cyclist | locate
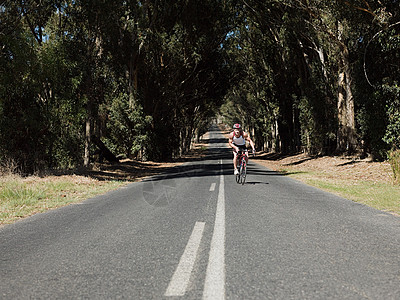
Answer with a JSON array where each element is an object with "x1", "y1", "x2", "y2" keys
[{"x1": 228, "y1": 123, "x2": 255, "y2": 175}]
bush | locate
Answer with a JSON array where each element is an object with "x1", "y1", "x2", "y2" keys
[
  {"x1": 388, "y1": 150, "x2": 400, "y2": 184},
  {"x1": 0, "y1": 157, "x2": 20, "y2": 176}
]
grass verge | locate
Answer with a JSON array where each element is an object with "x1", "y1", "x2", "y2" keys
[
  {"x1": 282, "y1": 170, "x2": 400, "y2": 216},
  {"x1": 0, "y1": 175, "x2": 127, "y2": 225}
]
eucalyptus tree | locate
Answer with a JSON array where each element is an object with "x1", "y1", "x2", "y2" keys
[
  {"x1": 117, "y1": 0, "x2": 234, "y2": 160},
  {"x1": 1, "y1": 0, "x2": 125, "y2": 170},
  {"x1": 61, "y1": 0, "x2": 235, "y2": 161},
  {"x1": 285, "y1": 0, "x2": 399, "y2": 157},
  {"x1": 0, "y1": 0, "x2": 64, "y2": 172},
  {"x1": 2, "y1": 0, "x2": 398, "y2": 174},
  {"x1": 357, "y1": 0, "x2": 400, "y2": 156},
  {"x1": 223, "y1": 0, "x2": 321, "y2": 153},
  {"x1": 223, "y1": 0, "x2": 399, "y2": 158}
]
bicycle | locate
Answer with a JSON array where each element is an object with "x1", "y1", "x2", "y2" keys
[{"x1": 235, "y1": 149, "x2": 248, "y2": 185}]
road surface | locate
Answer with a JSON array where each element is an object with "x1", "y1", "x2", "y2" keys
[{"x1": 1, "y1": 126, "x2": 399, "y2": 299}]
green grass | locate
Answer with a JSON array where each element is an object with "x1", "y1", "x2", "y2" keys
[
  {"x1": 0, "y1": 175, "x2": 127, "y2": 225},
  {"x1": 286, "y1": 171, "x2": 400, "y2": 216}
]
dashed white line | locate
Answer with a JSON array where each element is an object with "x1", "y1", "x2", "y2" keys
[
  {"x1": 203, "y1": 161, "x2": 225, "y2": 300},
  {"x1": 165, "y1": 160, "x2": 226, "y2": 298},
  {"x1": 209, "y1": 183, "x2": 216, "y2": 191},
  {"x1": 165, "y1": 222, "x2": 205, "y2": 297}
]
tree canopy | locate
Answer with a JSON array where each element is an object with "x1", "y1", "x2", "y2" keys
[{"x1": 1, "y1": 0, "x2": 399, "y2": 173}]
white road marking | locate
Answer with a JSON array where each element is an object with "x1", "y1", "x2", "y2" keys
[
  {"x1": 165, "y1": 222, "x2": 205, "y2": 297},
  {"x1": 209, "y1": 183, "x2": 216, "y2": 191},
  {"x1": 203, "y1": 161, "x2": 225, "y2": 300}
]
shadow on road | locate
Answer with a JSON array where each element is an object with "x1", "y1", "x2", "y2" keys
[
  {"x1": 143, "y1": 125, "x2": 284, "y2": 182},
  {"x1": 70, "y1": 125, "x2": 285, "y2": 182}
]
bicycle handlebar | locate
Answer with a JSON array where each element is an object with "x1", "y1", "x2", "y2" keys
[{"x1": 235, "y1": 148, "x2": 255, "y2": 157}]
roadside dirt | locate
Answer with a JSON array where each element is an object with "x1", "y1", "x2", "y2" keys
[
  {"x1": 71, "y1": 141, "x2": 209, "y2": 182},
  {"x1": 252, "y1": 152, "x2": 393, "y2": 184},
  {"x1": 80, "y1": 130, "x2": 393, "y2": 186}
]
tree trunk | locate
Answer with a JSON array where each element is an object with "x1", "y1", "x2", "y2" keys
[
  {"x1": 336, "y1": 22, "x2": 357, "y2": 153},
  {"x1": 91, "y1": 135, "x2": 119, "y2": 163},
  {"x1": 270, "y1": 115, "x2": 279, "y2": 152},
  {"x1": 83, "y1": 33, "x2": 104, "y2": 167},
  {"x1": 84, "y1": 98, "x2": 93, "y2": 167},
  {"x1": 128, "y1": 53, "x2": 139, "y2": 107}
]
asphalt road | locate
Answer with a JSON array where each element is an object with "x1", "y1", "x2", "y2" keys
[{"x1": 1, "y1": 125, "x2": 400, "y2": 299}]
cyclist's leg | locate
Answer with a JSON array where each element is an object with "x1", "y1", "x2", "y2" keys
[
  {"x1": 245, "y1": 150, "x2": 249, "y2": 164},
  {"x1": 233, "y1": 151, "x2": 238, "y2": 171}
]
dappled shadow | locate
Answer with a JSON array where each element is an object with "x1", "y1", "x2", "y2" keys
[
  {"x1": 45, "y1": 146, "x2": 210, "y2": 182},
  {"x1": 71, "y1": 160, "x2": 184, "y2": 182},
  {"x1": 254, "y1": 151, "x2": 320, "y2": 167},
  {"x1": 48, "y1": 126, "x2": 231, "y2": 182},
  {"x1": 142, "y1": 159, "x2": 288, "y2": 183},
  {"x1": 142, "y1": 161, "x2": 233, "y2": 182},
  {"x1": 202, "y1": 138, "x2": 228, "y2": 146},
  {"x1": 82, "y1": 149, "x2": 301, "y2": 183},
  {"x1": 278, "y1": 170, "x2": 307, "y2": 176},
  {"x1": 337, "y1": 160, "x2": 362, "y2": 167},
  {"x1": 253, "y1": 152, "x2": 301, "y2": 161},
  {"x1": 243, "y1": 181, "x2": 270, "y2": 185},
  {"x1": 285, "y1": 157, "x2": 314, "y2": 166},
  {"x1": 49, "y1": 126, "x2": 297, "y2": 183},
  {"x1": 246, "y1": 165, "x2": 284, "y2": 176}
]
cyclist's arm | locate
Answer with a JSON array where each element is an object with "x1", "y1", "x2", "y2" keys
[
  {"x1": 228, "y1": 134, "x2": 239, "y2": 152},
  {"x1": 249, "y1": 138, "x2": 255, "y2": 152},
  {"x1": 244, "y1": 133, "x2": 255, "y2": 152}
]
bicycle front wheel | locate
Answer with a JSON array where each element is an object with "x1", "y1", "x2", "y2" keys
[
  {"x1": 240, "y1": 161, "x2": 246, "y2": 185},
  {"x1": 235, "y1": 162, "x2": 241, "y2": 183},
  {"x1": 235, "y1": 171, "x2": 240, "y2": 183},
  {"x1": 236, "y1": 159, "x2": 243, "y2": 184}
]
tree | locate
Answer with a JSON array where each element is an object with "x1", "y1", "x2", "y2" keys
[{"x1": 1, "y1": 0, "x2": 399, "y2": 174}]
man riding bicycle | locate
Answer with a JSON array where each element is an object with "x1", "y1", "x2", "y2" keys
[{"x1": 228, "y1": 123, "x2": 255, "y2": 175}]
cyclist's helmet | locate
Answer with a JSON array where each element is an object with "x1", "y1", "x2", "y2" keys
[{"x1": 233, "y1": 123, "x2": 241, "y2": 129}]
